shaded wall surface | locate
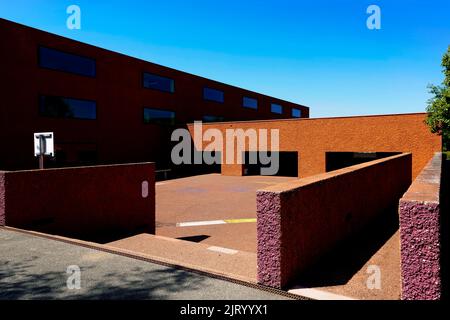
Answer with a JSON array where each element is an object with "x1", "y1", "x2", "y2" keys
[
  {"x1": 256, "y1": 153, "x2": 412, "y2": 289},
  {"x1": 0, "y1": 172, "x2": 5, "y2": 226},
  {"x1": 189, "y1": 113, "x2": 440, "y2": 179},
  {"x1": 0, "y1": 18, "x2": 308, "y2": 171},
  {"x1": 0, "y1": 163, "x2": 155, "y2": 242},
  {"x1": 399, "y1": 153, "x2": 442, "y2": 300}
]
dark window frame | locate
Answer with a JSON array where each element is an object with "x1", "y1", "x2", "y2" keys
[
  {"x1": 203, "y1": 87, "x2": 225, "y2": 103},
  {"x1": 271, "y1": 103, "x2": 283, "y2": 114},
  {"x1": 142, "y1": 72, "x2": 175, "y2": 93},
  {"x1": 242, "y1": 96, "x2": 258, "y2": 110},
  {"x1": 37, "y1": 45, "x2": 97, "y2": 78},
  {"x1": 38, "y1": 94, "x2": 98, "y2": 120},
  {"x1": 143, "y1": 107, "x2": 176, "y2": 126},
  {"x1": 202, "y1": 115, "x2": 226, "y2": 123},
  {"x1": 292, "y1": 108, "x2": 302, "y2": 118}
]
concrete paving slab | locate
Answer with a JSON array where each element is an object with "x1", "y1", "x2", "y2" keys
[
  {"x1": 107, "y1": 233, "x2": 257, "y2": 283},
  {"x1": 157, "y1": 222, "x2": 257, "y2": 253}
]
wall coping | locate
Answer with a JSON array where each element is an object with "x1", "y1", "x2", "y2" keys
[
  {"x1": 400, "y1": 153, "x2": 442, "y2": 204},
  {"x1": 188, "y1": 112, "x2": 427, "y2": 126},
  {"x1": 258, "y1": 153, "x2": 412, "y2": 194}
]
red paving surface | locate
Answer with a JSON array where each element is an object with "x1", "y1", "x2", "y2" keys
[
  {"x1": 155, "y1": 174, "x2": 295, "y2": 252},
  {"x1": 107, "y1": 174, "x2": 401, "y2": 300}
]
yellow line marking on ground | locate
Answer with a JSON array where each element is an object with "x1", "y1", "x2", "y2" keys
[{"x1": 223, "y1": 218, "x2": 257, "y2": 224}]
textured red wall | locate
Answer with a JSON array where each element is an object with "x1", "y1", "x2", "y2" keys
[
  {"x1": 0, "y1": 18, "x2": 308, "y2": 171},
  {"x1": 256, "y1": 153, "x2": 412, "y2": 289},
  {"x1": 0, "y1": 172, "x2": 5, "y2": 226},
  {"x1": 2, "y1": 163, "x2": 155, "y2": 241},
  {"x1": 191, "y1": 113, "x2": 441, "y2": 179},
  {"x1": 399, "y1": 153, "x2": 442, "y2": 300}
]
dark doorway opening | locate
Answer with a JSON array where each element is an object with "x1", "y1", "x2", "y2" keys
[
  {"x1": 325, "y1": 152, "x2": 401, "y2": 172},
  {"x1": 243, "y1": 151, "x2": 298, "y2": 177},
  {"x1": 166, "y1": 151, "x2": 221, "y2": 181}
]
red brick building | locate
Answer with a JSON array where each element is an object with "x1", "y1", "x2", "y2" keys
[{"x1": 0, "y1": 18, "x2": 309, "y2": 171}]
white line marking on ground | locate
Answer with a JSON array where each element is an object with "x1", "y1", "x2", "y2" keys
[
  {"x1": 207, "y1": 246, "x2": 238, "y2": 255},
  {"x1": 176, "y1": 220, "x2": 226, "y2": 227},
  {"x1": 288, "y1": 287, "x2": 356, "y2": 300}
]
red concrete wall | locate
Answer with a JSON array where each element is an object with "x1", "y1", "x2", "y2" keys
[
  {"x1": 399, "y1": 153, "x2": 442, "y2": 300},
  {"x1": 256, "y1": 153, "x2": 412, "y2": 289},
  {"x1": 2, "y1": 163, "x2": 155, "y2": 241},
  {"x1": 0, "y1": 172, "x2": 5, "y2": 226},
  {"x1": 191, "y1": 113, "x2": 441, "y2": 179},
  {"x1": 0, "y1": 18, "x2": 308, "y2": 171}
]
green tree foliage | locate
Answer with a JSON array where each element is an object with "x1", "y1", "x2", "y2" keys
[{"x1": 426, "y1": 46, "x2": 450, "y2": 151}]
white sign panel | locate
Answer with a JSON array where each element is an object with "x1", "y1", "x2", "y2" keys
[{"x1": 34, "y1": 132, "x2": 54, "y2": 157}]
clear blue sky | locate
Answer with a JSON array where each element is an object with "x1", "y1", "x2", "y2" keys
[{"x1": 1, "y1": 0, "x2": 449, "y2": 117}]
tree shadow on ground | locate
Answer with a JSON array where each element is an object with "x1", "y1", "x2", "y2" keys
[
  {"x1": 0, "y1": 254, "x2": 207, "y2": 300},
  {"x1": 291, "y1": 204, "x2": 399, "y2": 288}
]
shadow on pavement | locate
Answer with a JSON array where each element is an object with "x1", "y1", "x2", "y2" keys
[
  {"x1": 292, "y1": 204, "x2": 399, "y2": 288},
  {"x1": 0, "y1": 255, "x2": 206, "y2": 300}
]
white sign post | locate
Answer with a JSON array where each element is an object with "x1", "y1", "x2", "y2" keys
[{"x1": 34, "y1": 132, "x2": 54, "y2": 169}]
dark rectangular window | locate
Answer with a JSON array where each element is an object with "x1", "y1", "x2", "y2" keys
[
  {"x1": 202, "y1": 115, "x2": 225, "y2": 123},
  {"x1": 143, "y1": 72, "x2": 175, "y2": 93},
  {"x1": 38, "y1": 46, "x2": 96, "y2": 77},
  {"x1": 271, "y1": 103, "x2": 283, "y2": 114},
  {"x1": 203, "y1": 87, "x2": 224, "y2": 103},
  {"x1": 39, "y1": 96, "x2": 97, "y2": 120},
  {"x1": 243, "y1": 96, "x2": 258, "y2": 109},
  {"x1": 143, "y1": 108, "x2": 175, "y2": 125},
  {"x1": 292, "y1": 108, "x2": 301, "y2": 118}
]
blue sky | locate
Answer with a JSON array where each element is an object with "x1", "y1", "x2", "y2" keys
[{"x1": 1, "y1": 0, "x2": 449, "y2": 117}]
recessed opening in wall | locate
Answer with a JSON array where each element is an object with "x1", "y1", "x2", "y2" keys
[
  {"x1": 243, "y1": 151, "x2": 298, "y2": 177},
  {"x1": 167, "y1": 150, "x2": 222, "y2": 180},
  {"x1": 325, "y1": 152, "x2": 401, "y2": 172}
]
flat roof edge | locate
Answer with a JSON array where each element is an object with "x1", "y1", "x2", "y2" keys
[
  {"x1": 0, "y1": 17, "x2": 308, "y2": 109},
  {"x1": 187, "y1": 112, "x2": 427, "y2": 126}
]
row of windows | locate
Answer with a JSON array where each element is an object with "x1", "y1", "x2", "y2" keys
[
  {"x1": 39, "y1": 96, "x2": 97, "y2": 120},
  {"x1": 39, "y1": 95, "x2": 302, "y2": 123},
  {"x1": 39, "y1": 95, "x2": 226, "y2": 124},
  {"x1": 39, "y1": 46, "x2": 96, "y2": 77},
  {"x1": 202, "y1": 87, "x2": 302, "y2": 117},
  {"x1": 38, "y1": 46, "x2": 303, "y2": 118}
]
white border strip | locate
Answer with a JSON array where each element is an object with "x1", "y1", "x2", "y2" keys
[
  {"x1": 288, "y1": 288, "x2": 356, "y2": 300},
  {"x1": 176, "y1": 220, "x2": 226, "y2": 227},
  {"x1": 207, "y1": 246, "x2": 238, "y2": 255}
]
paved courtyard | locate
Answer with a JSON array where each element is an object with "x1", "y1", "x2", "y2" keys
[
  {"x1": 108, "y1": 174, "x2": 402, "y2": 300},
  {"x1": 0, "y1": 174, "x2": 404, "y2": 300},
  {"x1": 155, "y1": 174, "x2": 295, "y2": 252}
]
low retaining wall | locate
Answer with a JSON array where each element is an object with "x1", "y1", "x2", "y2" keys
[
  {"x1": 0, "y1": 163, "x2": 155, "y2": 241},
  {"x1": 0, "y1": 171, "x2": 5, "y2": 226},
  {"x1": 399, "y1": 153, "x2": 442, "y2": 300},
  {"x1": 257, "y1": 153, "x2": 412, "y2": 289}
]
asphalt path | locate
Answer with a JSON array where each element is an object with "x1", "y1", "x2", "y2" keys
[{"x1": 0, "y1": 228, "x2": 290, "y2": 300}]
